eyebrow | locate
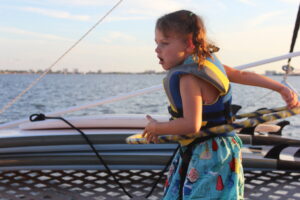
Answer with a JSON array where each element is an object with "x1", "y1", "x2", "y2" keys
[{"x1": 155, "y1": 37, "x2": 169, "y2": 42}]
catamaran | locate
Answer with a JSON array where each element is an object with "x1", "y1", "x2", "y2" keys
[{"x1": 0, "y1": 1, "x2": 300, "y2": 200}]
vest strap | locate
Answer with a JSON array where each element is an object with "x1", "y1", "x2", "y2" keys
[
  {"x1": 168, "y1": 106, "x2": 183, "y2": 119},
  {"x1": 178, "y1": 135, "x2": 215, "y2": 199},
  {"x1": 168, "y1": 103, "x2": 234, "y2": 122}
]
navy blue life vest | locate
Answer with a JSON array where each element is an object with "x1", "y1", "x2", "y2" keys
[{"x1": 163, "y1": 55, "x2": 234, "y2": 145}]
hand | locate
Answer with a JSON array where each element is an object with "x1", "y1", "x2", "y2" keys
[
  {"x1": 279, "y1": 86, "x2": 300, "y2": 109},
  {"x1": 142, "y1": 115, "x2": 159, "y2": 143}
]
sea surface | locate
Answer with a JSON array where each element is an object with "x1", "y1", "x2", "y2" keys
[{"x1": 1, "y1": 74, "x2": 300, "y2": 138}]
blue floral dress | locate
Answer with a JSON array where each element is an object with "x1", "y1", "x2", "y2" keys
[{"x1": 163, "y1": 135, "x2": 244, "y2": 200}]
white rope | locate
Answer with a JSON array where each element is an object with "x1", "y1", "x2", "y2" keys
[
  {"x1": 47, "y1": 84, "x2": 162, "y2": 117},
  {"x1": 238, "y1": 51, "x2": 300, "y2": 104},
  {"x1": 52, "y1": 51, "x2": 300, "y2": 115},
  {"x1": 0, "y1": 0, "x2": 124, "y2": 115},
  {"x1": 234, "y1": 51, "x2": 300, "y2": 70}
]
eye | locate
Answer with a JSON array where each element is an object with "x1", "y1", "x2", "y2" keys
[
  {"x1": 155, "y1": 39, "x2": 169, "y2": 47},
  {"x1": 158, "y1": 41, "x2": 169, "y2": 47}
]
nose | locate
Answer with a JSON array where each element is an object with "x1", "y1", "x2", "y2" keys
[{"x1": 155, "y1": 45, "x2": 160, "y2": 53}]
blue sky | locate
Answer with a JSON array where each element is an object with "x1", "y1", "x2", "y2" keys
[{"x1": 0, "y1": 0, "x2": 299, "y2": 73}]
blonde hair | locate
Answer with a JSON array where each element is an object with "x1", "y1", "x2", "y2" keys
[{"x1": 156, "y1": 10, "x2": 218, "y2": 68}]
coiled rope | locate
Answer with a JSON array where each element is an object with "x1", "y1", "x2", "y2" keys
[
  {"x1": 126, "y1": 106, "x2": 300, "y2": 144},
  {"x1": 0, "y1": 0, "x2": 123, "y2": 115}
]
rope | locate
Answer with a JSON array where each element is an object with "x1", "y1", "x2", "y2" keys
[
  {"x1": 145, "y1": 145, "x2": 179, "y2": 198},
  {"x1": 0, "y1": 0, "x2": 124, "y2": 115},
  {"x1": 29, "y1": 113, "x2": 132, "y2": 198},
  {"x1": 126, "y1": 106, "x2": 300, "y2": 144},
  {"x1": 234, "y1": 106, "x2": 286, "y2": 119}
]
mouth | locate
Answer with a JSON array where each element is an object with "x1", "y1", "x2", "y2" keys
[{"x1": 158, "y1": 56, "x2": 164, "y2": 64}]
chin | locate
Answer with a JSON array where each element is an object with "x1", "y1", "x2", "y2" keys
[
  {"x1": 162, "y1": 66, "x2": 170, "y2": 71},
  {"x1": 161, "y1": 64, "x2": 171, "y2": 70}
]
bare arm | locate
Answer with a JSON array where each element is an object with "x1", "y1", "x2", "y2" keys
[
  {"x1": 224, "y1": 65, "x2": 300, "y2": 108},
  {"x1": 142, "y1": 74, "x2": 203, "y2": 142},
  {"x1": 224, "y1": 65, "x2": 283, "y2": 91}
]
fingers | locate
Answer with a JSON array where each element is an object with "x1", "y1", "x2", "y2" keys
[
  {"x1": 146, "y1": 133, "x2": 154, "y2": 143},
  {"x1": 142, "y1": 129, "x2": 158, "y2": 143},
  {"x1": 146, "y1": 115, "x2": 152, "y2": 120},
  {"x1": 142, "y1": 115, "x2": 153, "y2": 138},
  {"x1": 153, "y1": 135, "x2": 158, "y2": 143},
  {"x1": 142, "y1": 131, "x2": 155, "y2": 143},
  {"x1": 146, "y1": 115, "x2": 157, "y2": 123},
  {"x1": 288, "y1": 91, "x2": 300, "y2": 109},
  {"x1": 281, "y1": 88, "x2": 300, "y2": 109},
  {"x1": 143, "y1": 115, "x2": 159, "y2": 143},
  {"x1": 142, "y1": 129, "x2": 147, "y2": 138}
]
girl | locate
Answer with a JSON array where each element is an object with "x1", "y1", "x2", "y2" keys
[{"x1": 142, "y1": 10, "x2": 300, "y2": 200}]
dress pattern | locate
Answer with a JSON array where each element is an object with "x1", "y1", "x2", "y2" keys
[{"x1": 163, "y1": 135, "x2": 244, "y2": 200}]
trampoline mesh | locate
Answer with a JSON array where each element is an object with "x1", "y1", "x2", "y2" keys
[{"x1": 0, "y1": 170, "x2": 299, "y2": 200}]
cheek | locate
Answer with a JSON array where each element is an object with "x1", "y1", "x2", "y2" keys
[{"x1": 177, "y1": 52, "x2": 185, "y2": 57}]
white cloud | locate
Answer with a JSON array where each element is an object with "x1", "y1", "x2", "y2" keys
[
  {"x1": 0, "y1": 27, "x2": 71, "y2": 41},
  {"x1": 18, "y1": 0, "x2": 113, "y2": 6},
  {"x1": 210, "y1": 0, "x2": 228, "y2": 10},
  {"x1": 113, "y1": 0, "x2": 187, "y2": 20},
  {"x1": 247, "y1": 11, "x2": 284, "y2": 27},
  {"x1": 114, "y1": 0, "x2": 230, "y2": 23},
  {"x1": 49, "y1": 0, "x2": 113, "y2": 6},
  {"x1": 20, "y1": 6, "x2": 91, "y2": 21},
  {"x1": 237, "y1": 0, "x2": 256, "y2": 6},
  {"x1": 54, "y1": 0, "x2": 112, "y2": 6},
  {"x1": 278, "y1": 0, "x2": 300, "y2": 4},
  {"x1": 216, "y1": 23, "x2": 297, "y2": 73},
  {"x1": 104, "y1": 15, "x2": 152, "y2": 22},
  {"x1": 100, "y1": 31, "x2": 136, "y2": 43}
]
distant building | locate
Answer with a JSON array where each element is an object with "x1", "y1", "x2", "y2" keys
[
  {"x1": 73, "y1": 68, "x2": 79, "y2": 74},
  {"x1": 143, "y1": 70, "x2": 156, "y2": 74},
  {"x1": 63, "y1": 68, "x2": 69, "y2": 74},
  {"x1": 265, "y1": 70, "x2": 277, "y2": 75}
]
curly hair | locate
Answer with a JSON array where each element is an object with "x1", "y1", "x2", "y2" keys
[{"x1": 156, "y1": 10, "x2": 219, "y2": 68}]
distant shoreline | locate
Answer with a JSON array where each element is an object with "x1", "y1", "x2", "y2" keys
[
  {"x1": 1, "y1": 70, "x2": 300, "y2": 76},
  {"x1": 0, "y1": 70, "x2": 166, "y2": 75}
]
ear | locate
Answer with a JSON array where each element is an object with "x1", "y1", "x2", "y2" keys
[{"x1": 186, "y1": 38, "x2": 195, "y2": 53}]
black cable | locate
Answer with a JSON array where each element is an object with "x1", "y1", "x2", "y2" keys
[
  {"x1": 287, "y1": 2, "x2": 300, "y2": 65},
  {"x1": 145, "y1": 144, "x2": 179, "y2": 198},
  {"x1": 29, "y1": 113, "x2": 133, "y2": 198}
]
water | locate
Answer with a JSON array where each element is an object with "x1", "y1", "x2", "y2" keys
[{"x1": 1, "y1": 74, "x2": 299, "y2": 137}]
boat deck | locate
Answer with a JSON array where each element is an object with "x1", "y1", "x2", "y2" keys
[{"x1": 0, "y1": 169, "x2": 299, "y2": 200}]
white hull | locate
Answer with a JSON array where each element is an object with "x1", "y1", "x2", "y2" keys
[{"x1": 0, "y1": 114, "x2": 299, "y2": 171}]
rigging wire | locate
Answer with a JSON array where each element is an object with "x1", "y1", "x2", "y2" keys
[
  {"x1": 257, "y1": 3, "x2": 300, "y2": 102},
  {"x1": 287, "y1": 2, "x2": 300, "y2": 65},
  {"x1": 0, "y1": 0, "x2": 124, "y2": 115},
  {"x1": 283, "y1": 2, "x2": 300, "y2": 80}
]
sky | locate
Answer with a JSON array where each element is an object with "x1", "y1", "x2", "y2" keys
[{"x1": 0, "y1": 0, "x2": 299, "y2": 73}]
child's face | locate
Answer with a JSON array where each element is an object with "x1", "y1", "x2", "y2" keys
[{"x1": 155, "y1": 29, "x2": 190, "y2": 70}]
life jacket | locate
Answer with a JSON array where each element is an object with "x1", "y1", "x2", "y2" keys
[{"x1": 163, "y1": 54, "x2": 234, "y2": 145}]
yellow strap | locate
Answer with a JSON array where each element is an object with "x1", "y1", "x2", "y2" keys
[
  {"x1": 126, "y1": 106, "x2": 300, "y2": 144},
  {"x1": 203, "y1": 59, "x2": 229, "y2": 95}
]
